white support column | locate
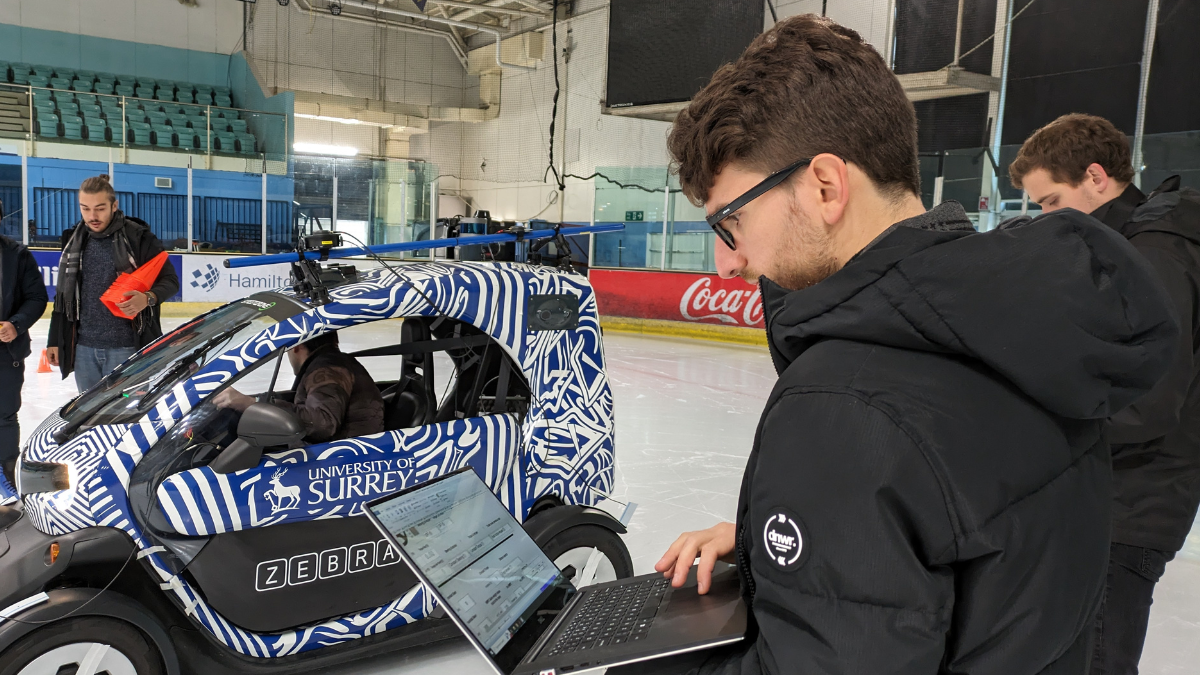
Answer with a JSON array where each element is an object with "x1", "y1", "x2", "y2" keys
[
  {"x1": 984, "y1": 0, "x2": 1012, "y2": 228},
  {"x1": 187, "y1": 158, "x2": 194, "y2": 252},
  {"x1": 660, "y1": 185, "x2": 669, "y2": 270},
  {"x1": 108, "y1": 159, "x2": 114, "y2": 185},
  {"x1": 429, "y1": 178, "x2": 438, "y2": 231},
  {"x1": 20, "y1": 153, "x2": 28, "y2": 246},
  {"x1": 332, "y1": 176, "x2": 339, "y2": 230},
  {"x1": 261, "y1": 170, "x2": 268, "y2": 255},
  {"x1": 1132, "y1": 0, "x2": 1161, "y2": 188},
  {"x1": 588, "y1": 182, "x2": 596, "y2": 270}
]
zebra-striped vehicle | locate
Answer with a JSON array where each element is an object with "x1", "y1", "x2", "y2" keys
[{"x1": 0, "y1": 258, "x2": 629, "y2": 675}]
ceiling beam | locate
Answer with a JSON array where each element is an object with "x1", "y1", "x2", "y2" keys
[{"x1": 427, "y1": 0, "x2": 547, "y2": 18}]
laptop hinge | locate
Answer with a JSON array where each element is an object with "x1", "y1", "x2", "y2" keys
[{"x1": 525, "y1": 587, "x2": 585, "y2": 665}]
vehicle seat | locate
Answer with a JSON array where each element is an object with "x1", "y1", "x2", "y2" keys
[{"x1": 381, "y1": 319, "x2": 437, "y2": 430}]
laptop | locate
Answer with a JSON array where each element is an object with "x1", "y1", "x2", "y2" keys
[{"x1": 364, "y1": 467, "x2": 746, "y2": 675}]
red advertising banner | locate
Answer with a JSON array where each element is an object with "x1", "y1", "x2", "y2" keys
[{"x1": 589, "y1": 269, "x2": 764, "y2": 329}]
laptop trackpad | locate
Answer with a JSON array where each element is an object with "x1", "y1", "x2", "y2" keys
[{"x1": 651, "y1": 563, "x2": 746, "y2": 642}]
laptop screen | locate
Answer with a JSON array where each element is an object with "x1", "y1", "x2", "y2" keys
[{"x1": 369, "y1": 469, "x2": 563, "y2": 656}]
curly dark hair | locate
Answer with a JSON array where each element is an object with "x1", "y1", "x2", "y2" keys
[
  {"x1": 1009, "y1": 113, "x2": 1135, "y2": 189},
  {"x1": 667, "y1": 14, "x2": 920, "y2": 206}
]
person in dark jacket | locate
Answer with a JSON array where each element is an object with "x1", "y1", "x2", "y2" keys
[
  {"x1": 1010, "y1": 113, "x2": 1200, "y2": 675},
  {"x1": 47, "y1": 174, "x2": 180, "y2": 393},
  {"x1": 0, "y1": 234, "x2": 48, "y2": 484},
  {"x1": 213, "y1": 331, "x2": 384, "y2": 443},
  {"x1": 627, "y1": 16, "x2": 1180, "y2": 675}
]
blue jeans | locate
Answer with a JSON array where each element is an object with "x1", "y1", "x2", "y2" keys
[{"x1": 74, "y1": 345, "x2": 138, "y2": 394}]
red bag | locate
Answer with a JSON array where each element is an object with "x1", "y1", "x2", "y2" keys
[{"x1": 100, "y1": 251, "x2": 169, "y2": 318}]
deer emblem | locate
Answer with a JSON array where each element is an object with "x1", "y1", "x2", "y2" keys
[{"x1": 264, "y1": 467, "x2": 301, "y2": 514}]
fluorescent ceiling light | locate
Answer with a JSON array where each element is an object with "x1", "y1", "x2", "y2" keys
[
  {"x1": 293, "y1": 142, "x2": 359, "y2": 157},
  {"x1": 294, "y1": 112, "x2": 399, "y2": 129}
]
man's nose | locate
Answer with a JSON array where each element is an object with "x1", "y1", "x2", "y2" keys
[{"x1": 714, "y1": 239, "x2": 745, "y2": 280}]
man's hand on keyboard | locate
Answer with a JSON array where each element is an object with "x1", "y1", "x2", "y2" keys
[{"x1": 654, "y1": 522, "x2": 736, "y2": 594}]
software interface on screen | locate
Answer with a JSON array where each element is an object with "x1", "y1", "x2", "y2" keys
[{"x1": 371, "y1": 471, "x2": 561, "y2": 655}]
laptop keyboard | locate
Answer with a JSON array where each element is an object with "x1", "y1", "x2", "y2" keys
[{"x1": 544, "y1": 577, "x2": 672, "y2": 657}]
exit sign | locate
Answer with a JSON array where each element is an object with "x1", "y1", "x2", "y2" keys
[{"x1": 625, "y1": 211, "x2": 644, "y2": 221}]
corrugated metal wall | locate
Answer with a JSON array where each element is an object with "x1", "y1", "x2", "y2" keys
[{"x1": 26, "y1": 189, "x2": 293, "y2": 251}]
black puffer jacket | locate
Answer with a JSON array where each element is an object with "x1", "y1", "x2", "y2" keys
[
  {"x1": 702, "y1": 203, "x2": 1179, "y2": 674},
  {"x1": 1091, "y1": 178, "x2": 1200, "y2": 553},
  {"x1": 0, "y1": 235, "x2": 48, "y2": 363}
]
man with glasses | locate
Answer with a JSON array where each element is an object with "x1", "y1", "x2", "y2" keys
[{"x1": 624, "y1": 15, "x2": 1181, "y2": 675}]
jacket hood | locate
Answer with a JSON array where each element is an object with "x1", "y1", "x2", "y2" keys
[{"x1": 763, "y1": 202, "x2": 1180, "y2": 420}]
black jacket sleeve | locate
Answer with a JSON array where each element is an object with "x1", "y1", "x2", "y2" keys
[
  {"x1": 702, "y1": 390, "x2": 956, "y2": 675},
  {"x1": 1107, "y1": 240, "x2": 1196, "y2": 444},
  {"x1": 8, "y1": 246, "x2": 48, "y2": 335}
]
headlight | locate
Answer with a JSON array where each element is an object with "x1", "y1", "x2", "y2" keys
[{"x1": 17, "y1": 461, "x2": 72, "y2": 495}]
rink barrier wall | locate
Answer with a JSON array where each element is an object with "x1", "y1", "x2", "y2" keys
[{"x1": 600, "y1": 315, "x2": 767, "y2": 347}]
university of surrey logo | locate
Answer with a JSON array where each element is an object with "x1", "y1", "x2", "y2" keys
[
  {"x1": 264, "y1": 467, "x2": 302, "y2": 514},
  {"x1": 190, "y1": 264, "x2": 220, "y2": 292}
]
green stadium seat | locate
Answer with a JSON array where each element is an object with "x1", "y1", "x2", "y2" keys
[
  {"x1": 151, "y1": 124, "x2": 175, "y2": 147},
  {"x1": 54, "y1": 68, "x2": 75, "y2": 80},
  {"x1": 174, "y1": 88, "x2": 194, "y2": 104},
  {"x1": 186, "y1": 115, "x2": 207, "y2": 129},
  {"x1": 77, "y1": 70, "x2": 96, "y2": 80},
  {"x1": 0, "y1": 62, "x2": 9, "y2": 83},
  {"x1": 235, "y1": 133, "x2": 257, "y2": 154},
  {"x1": 49, "y1": 77, "x2": 70, "y2": 90},
  {"x1": 83, "y1": 118, "x2": 109, "y2": 142},
  {"x1": 125, "y1": 112, "x2": 148, "y2": 125},
  {"x1": 115, "y1": 85, "x2": 134, "y2": 97},
  {"x1": 153, "y1": 88, "x2": 172, "y2": 101},
  {"x1": 94, "y1": 82, "x2": 115, "y2": 95},
  {"x1": 214, "y1": 94, "x2": 232, "y2": 107},
  {"x1": 33, "y1": 101, "x2": 55, "y2": 116},
  {"x1": 61, "y1": 115, "x2": 84, "y2": 140},
  {"x1": 135, "y1": 86, "x2": 154, "y2": 99},
  {"x1": 214, "y1": 85, "x2": 230, "y2": 95},
  {"x1": 12, "y1": 69, "x2": 29, "y2": 85},
  {"x1": 213, "y1": 131, "x2": 236, "y2": 152},
  {"x1": 193, "y1": 91, "x2": 214, "y2": 106},
  {"x1": 32, "y1": 66, "x2": 53, "y2": 78},
  {"x1": 57, "y1": 103, "x2": 79, "y2": 117},
  {"x1": 167, "y1": 114, "x2": 189, "y2": 127},
  {"x1": 127, "y1": 121, "x2": 152, "y2": 146},
  {"x1": 72, "y1": 79, "x2": 93, "y2": 92},
  {"x1": 28, "y1": 76, "x2": 49, "y2": 88},
  {"x1": 36, "y1": 120, "x2": 59, "y2": 139},
  {"x1": 76, "y1": 93, "x2": 97, "y2": 105},
  {"x1": 146, "y1": 110, "x2": 167, "y2": 125},
  {"x1": 229, "y1": 119, "x2": 248, "y2": 133},
  {"x1": 176, "y1": 129, "x2": 199, "y2": 150},
  {"x1": 79, "y1": 103, "x2": 102, "y2": 117}
]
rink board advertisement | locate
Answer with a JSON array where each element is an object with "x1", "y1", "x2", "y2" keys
[
  {"x1": 589, "y1": 268, "x2": 765, "y2": 328},
  {"x1": 30, "y1": 250, "x2": 291, "y2": 303}
]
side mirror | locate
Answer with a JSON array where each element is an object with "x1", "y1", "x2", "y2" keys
[{"x1": 210, "y1": 403, "x2": 304, "y2": 474}]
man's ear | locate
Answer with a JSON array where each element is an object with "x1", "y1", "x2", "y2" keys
[
  {"x1": 805, "y1": 153, "x2": 850, "y2": 226},
  {"x1": 1085, "y1": 163, "x2": 1110, "y2": 192}
]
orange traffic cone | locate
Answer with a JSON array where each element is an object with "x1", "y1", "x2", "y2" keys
[
  {"x1": 100, "y1": 251, "x2": 170, "y2": 318},
  {"x1": 37, "y1": 349, "x2": 52, "y2": 373}
]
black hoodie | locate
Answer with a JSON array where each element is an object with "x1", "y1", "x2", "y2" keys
[{"x1": 700, "y1": 202, "x2": 1179, "y2": 675}]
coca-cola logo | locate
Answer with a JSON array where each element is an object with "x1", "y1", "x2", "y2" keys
[{"x1": 679, "y1": 277, "x2": 763, "y2": 327}]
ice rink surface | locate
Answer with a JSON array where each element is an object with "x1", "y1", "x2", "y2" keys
[{"x1": 15, "y1": 323, "x2": 1200, "y2": 674}]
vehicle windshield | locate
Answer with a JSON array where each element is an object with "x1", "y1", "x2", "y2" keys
[{"x1": 60, "y1": 292, "x2": 308, "y2": 430}]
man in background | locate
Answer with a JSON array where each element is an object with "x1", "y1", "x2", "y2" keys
[
  {"x1": 214, "y1": 331, "x2": 384, "y2": 444},
  {"x1": 47, "y1": 174, "x2": 179, "y2": 393},
  {"x1": 0, "y1": 231, "x2": 48, "y2": 483},
  {"x1": 1011, "y1": 113, "x2": 1200, "y2": 675}
]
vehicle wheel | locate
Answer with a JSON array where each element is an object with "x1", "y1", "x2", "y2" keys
[
  {"x1": 541, "y1": 525, "x2": 634, "y2": 588},
  {"x1": 0, "y1": 616, "x2": 164, "y2": 675}
]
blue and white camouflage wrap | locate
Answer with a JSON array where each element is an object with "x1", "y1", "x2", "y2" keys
[{"x1": 16, "y1": 262, "x2": 616, "y2": 657}]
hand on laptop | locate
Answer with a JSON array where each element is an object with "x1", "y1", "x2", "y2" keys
[{"x1": 655, "y1": 522, "x2": 736, "y2": 595}]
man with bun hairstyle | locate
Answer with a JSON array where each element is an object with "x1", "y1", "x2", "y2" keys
[
  {"x1": 48, "y1": 174, "x2": 180, "y2": 392},
  {"x1": 624, "y1": 14, "x2": 1181, "y2": 675},
  {"x1": 1011, "y1": 113, "x2": 1200, "y2": 675}
]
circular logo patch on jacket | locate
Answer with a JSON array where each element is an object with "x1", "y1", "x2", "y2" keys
[{"x1": 763, "y1": 508, "x2": 808, "y2": 571}]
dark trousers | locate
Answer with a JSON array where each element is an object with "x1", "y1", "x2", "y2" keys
[
  {"x1": 0, "y1": 357, "x2": 25, "y2": 484},
  {"x1": 1090, "y1": 542, "x2": 1175, "y2": 675}
]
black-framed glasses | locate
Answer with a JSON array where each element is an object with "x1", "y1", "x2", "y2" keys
[{"x1": 705, "y1": 157, "x2": 813, "y2": 251}]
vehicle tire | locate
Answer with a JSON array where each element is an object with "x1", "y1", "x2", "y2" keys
[
  {"x1": 541, "y1": 524, "x2": 634, "y2": 588},
  {"x1": 0, "y1": 616, "x2": 164, "y2": 675}
]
